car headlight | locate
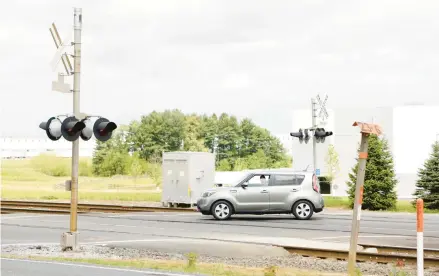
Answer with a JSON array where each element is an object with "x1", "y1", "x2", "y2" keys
[{"x1": 202, "y1": 191, "x2": 216, "y2": 197}]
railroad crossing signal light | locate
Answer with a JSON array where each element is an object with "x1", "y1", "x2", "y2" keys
[
  {"x1": 61, "y1": 116, "x2": 86, "y2": 141},
  {"x1": 80, "y1": 119, "x2": 93, "y2": 141},
  {"x1": 290, "y1": 128, "x2": 304, "y2": 143},
  {"x1": 314, "y1": 128, "x2": 333, "y2": 143},
  {"x1": 304, "y1": 129, "x2": 310, "y2": 144},
  {"x1": 93, "y1": 117, "x2": 117, "y2": 142},
  {"x1": 39, "y1": 117, "x2": 62, "y2": 141}
]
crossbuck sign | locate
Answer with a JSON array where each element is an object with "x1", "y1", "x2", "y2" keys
[{"x1": 316, "y1": 94, "x2": 329, "y2": 122}]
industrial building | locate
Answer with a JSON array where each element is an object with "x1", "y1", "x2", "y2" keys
[{"x1": 290, "y1": 104, "x2": 439, "y2": 199}]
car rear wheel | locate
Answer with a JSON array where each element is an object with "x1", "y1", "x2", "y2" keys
[
  {"x1": 292, "y1": 200, "x2": 314, "y2": 220},
  {"x1": 212, "y1": 201, "x2": 232, "y2": 220}
]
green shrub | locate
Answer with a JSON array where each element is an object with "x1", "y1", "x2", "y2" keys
[
  {"x1": 145, "y1": 161, "x2": 162, "y2": 188},
  {"x1": 128, "y1": 152, "x2": 148, "y2": 179},
  {"x1": 30, "y1": 154, "x2": 70, "y2": 176},
  {"x1": 79, "y1": 158, "x2": 93, "y2": 177},
  {"x1": 94, "y1": 151, "x2": 131, "y2": 177},
  {"x1": 30, "y1": 154, "x2": 94, "y2": 177}
]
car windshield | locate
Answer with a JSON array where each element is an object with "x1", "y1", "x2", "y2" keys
[{"x1": 233, "y1": 173, "x2": 252, "y2": 186}]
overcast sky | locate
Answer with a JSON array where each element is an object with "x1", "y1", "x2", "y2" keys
[{"x1": 2, "y1": 0, "x2": 439, "y2": 138}]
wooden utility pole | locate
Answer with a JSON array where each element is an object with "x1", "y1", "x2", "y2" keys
[{"x1": 347, "y1": 121, "x2": 383, "y2": 275}]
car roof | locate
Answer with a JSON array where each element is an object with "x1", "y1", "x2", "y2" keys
[{"x1": 243, "y1": 168, "x2": 313, "y2": 175}]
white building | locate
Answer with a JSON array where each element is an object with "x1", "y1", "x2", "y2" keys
[
  {"x1": 1, "y1": 136, "x2": 97, "y2": 159},
  {"x1": 289, "y1": 104, "x2": 439, "y2": 199}
]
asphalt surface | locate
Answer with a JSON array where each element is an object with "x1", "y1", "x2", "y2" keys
[
  {"x1": 0, "y1": 258, "x2": 193, "y2": 276},
  {"x1": 2, "y1": 209, "x2": 439, "y2": 251}
]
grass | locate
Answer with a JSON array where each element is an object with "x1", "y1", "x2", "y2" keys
[
  {"x1": 323, "y1": 195, "x2": 439, "y2": 214},
  {"x1": 2, "y1": 254, "x2": 347, "y2": 276},
  {"x1": 1, "y1": 157, "x2": 161, "y2": 202},
  {"x1": 322, "y1": 196, "x2": 351, "y2": 209}
]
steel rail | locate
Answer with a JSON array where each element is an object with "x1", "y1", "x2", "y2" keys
[
  {"x1": 0, "y1": 200, "x2": 196, "y2": 213},
  {"x1": 358, "y1": 243, "x2": 439, "y2": 258},
  {"x1": 283, "y1": 246, "x2": 439, "y2": 268}
]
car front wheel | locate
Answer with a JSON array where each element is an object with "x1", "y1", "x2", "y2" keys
[
  {"x1": 212, "y1": 201, "x2": 233, "y2": 220},
  {"x1": 292, "y1": 200, "x2": 314, "y2": 220}
]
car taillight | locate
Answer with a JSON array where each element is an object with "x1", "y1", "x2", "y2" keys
[{"x1": 312, "y1": 174, "x2": 319, "y2": 193}]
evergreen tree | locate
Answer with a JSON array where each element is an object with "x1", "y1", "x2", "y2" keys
[
  {"x1": 412, "y1": 141, "x2": 439, "y2": 210},
  {"x1": 346, "y1": 134, "x2": 398, "y2": 210}
]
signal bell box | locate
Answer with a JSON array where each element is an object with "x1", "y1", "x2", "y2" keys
[{"x1": 161, "y1": 151, "x2": 215, "y2": 207}]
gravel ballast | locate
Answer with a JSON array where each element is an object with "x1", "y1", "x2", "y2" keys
[{"x1": 2, "y1": 244, "x2": 438, "y2": 276}]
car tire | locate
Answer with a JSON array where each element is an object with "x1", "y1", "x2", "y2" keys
[
  {"x1": 211, "y1": 201, "x2": 233, "y2": 220},
  {"x1": 292, "y1": 200, "x2": 314, "y2": 220}
]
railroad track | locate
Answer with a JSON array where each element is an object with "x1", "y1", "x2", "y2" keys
[
  {"x1": 0, "y1": 200, "x2": 196, "y2": 214},
  {"x1": 2, "y1": 200, "x2": 439, "y2": 268},
  {"x1": 284, "y1": 245, "x2": 439, "y2": 268}
]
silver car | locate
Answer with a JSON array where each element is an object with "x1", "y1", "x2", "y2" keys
[{"x1": 196, "y1": 169, "x2": 324, "y2": 220}]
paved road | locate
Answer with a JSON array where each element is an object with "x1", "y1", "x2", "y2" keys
[
  {"x1": 1, "y1": 258, "x2": 191, "y2": 276},
  {"x1": 2, "y1": 210, "x2": 439, "y2": 255}
]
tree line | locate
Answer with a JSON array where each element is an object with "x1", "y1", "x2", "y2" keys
[{"x1": 92, "y1": 109, "x2": 292, "y2": 184}]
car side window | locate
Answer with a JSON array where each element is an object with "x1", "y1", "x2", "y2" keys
[
  {"x1": 244, "y1": 174, "x2": 270, "y2": 187},
  {"x1": 271, "y1": 174, "x2": 305, "y2": 186}
]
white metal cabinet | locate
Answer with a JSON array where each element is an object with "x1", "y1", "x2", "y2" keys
[{"x1": 161, "y1": 151, "x2": 215, "y2": 206}]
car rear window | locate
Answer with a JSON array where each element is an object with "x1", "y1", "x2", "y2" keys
[{"x1": 272, "y1": 174, "x2": 305, "y2": 186}]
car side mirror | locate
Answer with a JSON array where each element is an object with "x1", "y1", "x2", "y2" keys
[{"x1": 241, "y1": 183, "x2": 248, "y2": 188}]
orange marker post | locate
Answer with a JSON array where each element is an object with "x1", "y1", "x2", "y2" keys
[{"x1": 417, "y1": 198, "x2": 424, "y2": 276}]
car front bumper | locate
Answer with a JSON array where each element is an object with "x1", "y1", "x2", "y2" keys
[{"x1": 196, "y1": 197, "x2": 213, "y2": 214}]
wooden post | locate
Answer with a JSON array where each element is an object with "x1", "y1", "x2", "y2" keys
[{"x1": 347, "y1": 121, "x2": 383, "y2": 275}]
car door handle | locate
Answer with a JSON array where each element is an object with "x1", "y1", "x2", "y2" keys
[
  {"x1": 261, "y1": 190, "x2": 269, "y2": 193},
  {"x1": 291, "y1": 189, "x2": 298, "y2": 192}
]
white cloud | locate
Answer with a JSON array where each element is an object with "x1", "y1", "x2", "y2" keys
[{"x1": 2, "y1": 0, "x2": 439, "y2": 138}]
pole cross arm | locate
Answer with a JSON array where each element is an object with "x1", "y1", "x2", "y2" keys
[{"x1": 352, "y1": 121, "x2": 383, "y2": 136}]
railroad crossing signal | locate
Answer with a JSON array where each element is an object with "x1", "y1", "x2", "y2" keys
[
  {"x1": 93, "y1": 118, "x2": 118, "y2": 142},
  {"x1": 290, "y1": 128, "x2": 311, "y2": 144},
  {"x1": 39, "y1": 116, "x2": 117, "y2": 142},
  {"x1": 290, "y1": 129, "x2": 304, "y2": 143},
  {"x1": 39, "y1": 117, "x2": 63, "y2": 141},
  {"x1": 314, "y1": 128, "x2": 333, "y2": 143},
  {"x1": 304, "y1": 129, "x2": 310, "y2": 143},
  {"x1": 61, "y1": 116, "x2": 86, "y2": 141},
  {"x1": 80, "y1": 119, "x2": 93, "y2": 141},
  {"x1": 42, "y1": 20, "x2": 118, "y2": 144}
]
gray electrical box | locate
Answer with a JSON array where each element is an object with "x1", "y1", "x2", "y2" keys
[{"x1": 161, "y1": 151, "x2": 215, "y2": 206}]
